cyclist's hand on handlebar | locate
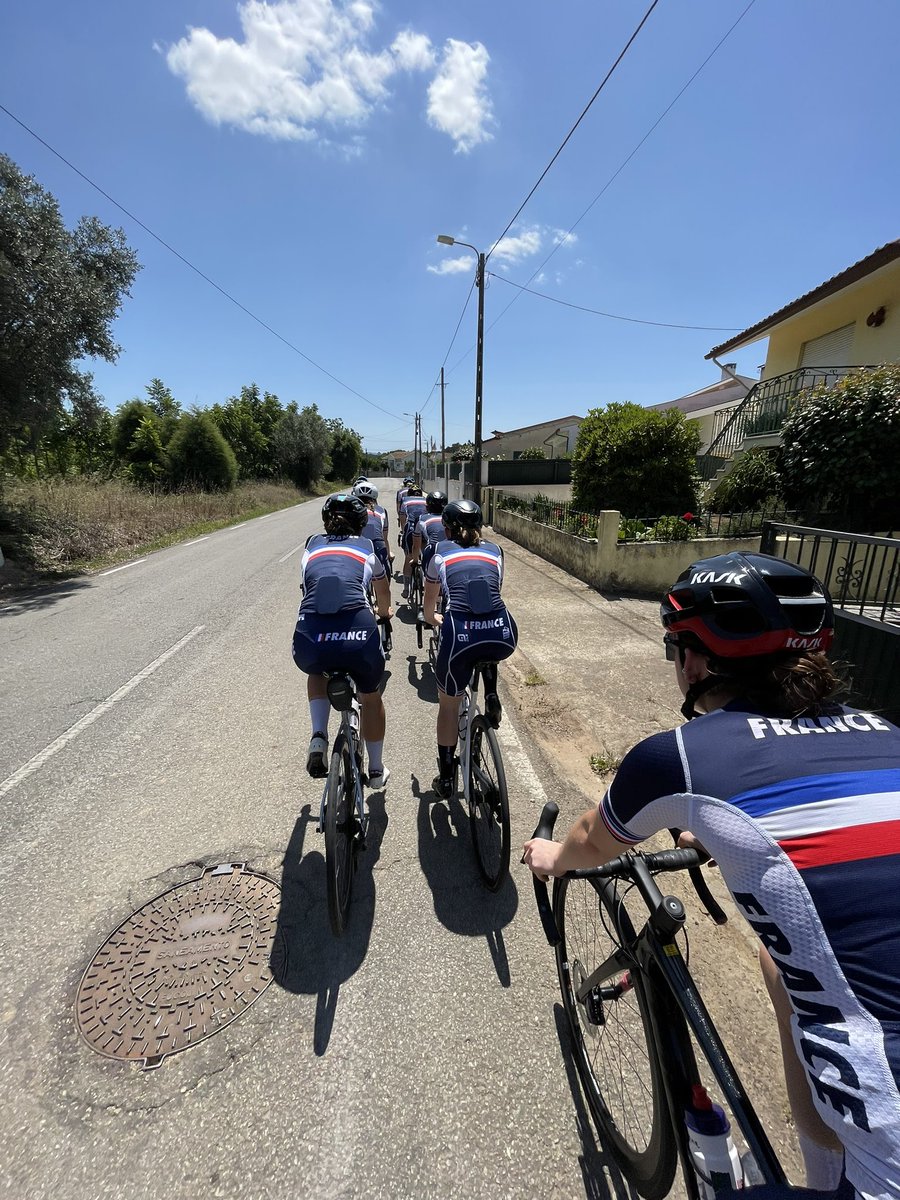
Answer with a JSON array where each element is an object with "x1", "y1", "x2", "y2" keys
[
  {"x1": 676, "y1": 829, "x2": 717, "y2": 867},
  {"x1": 378, "y1": 606, "x2": 394, "y2": 621},
  {"x1": 522, "y1": 837, "x2": 565, "y2": 882},
  {"x1": 431, "y1": 612, "x2": 443, "y2": 627}
]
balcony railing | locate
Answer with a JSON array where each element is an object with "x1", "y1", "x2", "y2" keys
[{"x1": 697, "y1": 366, "x2": 872, "y2": 482}]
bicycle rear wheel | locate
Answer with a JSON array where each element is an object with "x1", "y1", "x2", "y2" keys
[
  {"x1": 553, "y1": 875, "x2": 677, "y2": 1200},
  {"x1": 467, "y1": 715, "x2": 510, "y2": 890},
  {"x1": 324, "y1": 733, "x2": 357, "y2": 937}
]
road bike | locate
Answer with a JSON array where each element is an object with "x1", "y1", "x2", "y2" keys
[
  {"x1": 408, "y1": 557, "x2": 425, "y2": 615},
  {"x1": 415, "y1": 593, "x2": 441, "y2": 669},
  {"x1": 318, "y1": 621, "x2": 390, "y2": 937},
  {"x1": 529, "y1": 802, "x2": 789, "y2": 1200},
  {"x1": 451, "y1": 661, "x2": 511, "y2": 891}
]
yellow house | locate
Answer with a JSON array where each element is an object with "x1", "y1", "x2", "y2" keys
[{"x1": 699, "y1": 240, "x2": 900, "y2": 482}]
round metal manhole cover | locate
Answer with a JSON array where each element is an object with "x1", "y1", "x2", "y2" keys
[{"x1": 76, "y1": 863, "x2": 281, "y2": 1068}]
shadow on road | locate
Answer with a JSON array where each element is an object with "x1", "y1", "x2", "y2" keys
[
  {"x1": 270, "y1": 797, "x2": 388, "y2": 1055},
  {"x1": 552, "y1": 1003, "x2": 639, "y2": 1200},
  {"x1": 0, "y1": 571, "x2": 92, "y2": 617},
  {"x1": 413, "y1": 775, "x2": 518, "y2": 986},
  {"x1": 406, "y1": 653, "x2": 438, "y2": 703}
]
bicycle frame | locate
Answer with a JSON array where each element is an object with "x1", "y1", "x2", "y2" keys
[
  {"x1": 316, "y1": 682, "x2": 366, "y2": 843},
  {"x1": 570, "y1": 861, "x2": 788, "y2": 1195},
  {"x1": 457, "y1": 667, "x2": 483, "y2": 805}
]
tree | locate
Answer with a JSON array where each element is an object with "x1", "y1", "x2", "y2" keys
[
  {"x1": 113, "y1": 398, "x2": 157, "y2": 464},
  {"x1": 209, "y1": 383, "x2": 284, "y2": 479},
  {"x1": 272, "y1": 404, "x2": 332, "y2": 488},
  {"x1": 167, "y1": 412, "x2": 238, "y2": 491},
  {"x1": 518, "y1": 446, "x2": 546, "y2": 460},
  {"x1": 708, "y1": 447, "x2": 783, "y2": 513},
  {"x1": 325, "y1": 418, "x2": 362, "y2": 482},
  {"x1": 0, "y1": 154, "x2": 140, "y2": 455},
  {"x1": 572, "y1": 402, "x2": 700, "y2": 516},
  {"x1": 127, "y1": 416, "x2": 168, "y2": 487},
  {"x1": 144, "y1": 378, "x2": 181, "y2": 445},
  {"x1": 780, "y1": 365, "x2": 900, "y2": 525}
]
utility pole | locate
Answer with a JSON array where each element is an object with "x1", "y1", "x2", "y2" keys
[{"x1": 473, "y1": 251, "x2": 485, "y2": 504}]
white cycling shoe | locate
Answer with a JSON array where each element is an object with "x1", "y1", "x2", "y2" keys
[
  {"x1": 366, "y1": 766, "x2": 390, "y2": 789},
  {"x1": 306, "y1": 732, "x2": 328, "y2": 779}
]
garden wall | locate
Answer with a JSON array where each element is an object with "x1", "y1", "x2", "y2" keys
[{"x1": 490, "y1": 502, "x2": 757, "y2": 594}]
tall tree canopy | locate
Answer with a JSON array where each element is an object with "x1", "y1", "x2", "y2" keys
[{"x1": 0, "y1": 154, "x2": 140, "y2": 454}]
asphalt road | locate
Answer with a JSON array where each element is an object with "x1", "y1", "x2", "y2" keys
[{"x1": 0, "y1": 481, "x2": 634, "y2": 1200}]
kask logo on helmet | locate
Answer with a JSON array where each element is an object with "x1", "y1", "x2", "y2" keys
[
  {"x1": 785, "y1": 635, "x2": 825, "y2": 649},
  {"x1": 689, "y1": 569, "x2": 748, "y2": 586}
]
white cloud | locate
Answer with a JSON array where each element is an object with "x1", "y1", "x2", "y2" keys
[
  {"x1": 426, "y1": 39, "x2": 493, "y2": 153},
  {"x1": 391, "y1": 29, "x2": 434, "y2": 71},
  {"x1": 491, "y1": 226, "x2": 542, "y2": 264},
  {"x1": 165, "y1": 1, "x2": 489, "y2": 151},
  {"x1": 427, "y1": 257, "x2": 474, "y2": 276}
]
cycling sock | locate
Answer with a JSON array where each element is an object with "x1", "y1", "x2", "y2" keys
[
  {"x1": 309, "y1": 699, "x2": 331, "y2": 738},
  {"x1": 366, "y1": 739, "x2": 384, "y2": 774},
  {"x1": 437, "y1": 743, "x2": 455, "y2": 776},
  {"x1": 798, "y1": 1134, "x2": 843, "y2": 1191},
  {"x1": 482, "y1": 663, "x2": 498, "y2": 693}
]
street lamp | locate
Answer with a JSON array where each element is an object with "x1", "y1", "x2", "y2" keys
[{"x1": 436, "y1": 234, "x2": 485, "y2": 503}]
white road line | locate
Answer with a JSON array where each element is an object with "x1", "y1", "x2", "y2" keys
[
  {"x1": 497, "y1": 713, "x2": 550, "y2": 810},
  {"x1": 229, "y1": 523, "x2": 247, "y2": 529},
  {"x1": 100, "y1": 559, "x2": 147, "y2": 576},
  {"x1": 278, "y1": 543, "x2": 305, "y2": 564},
  {"x1": 183, "y1": 536, "x2": 209, "y2": 546},
  {"x1": 0, "y1": 625, "x2": 206, "y2": 799}
]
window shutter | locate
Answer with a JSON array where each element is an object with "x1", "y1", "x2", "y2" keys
[{"x1": 798, "y1": 322, "x2": 855, "y2": 369}]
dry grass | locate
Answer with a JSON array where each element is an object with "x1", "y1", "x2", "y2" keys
[{"x1": 1, "y1": 477, "x2": 309, "y2": 573}]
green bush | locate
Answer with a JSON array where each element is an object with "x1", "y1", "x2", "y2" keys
[
  {"x1": 166, "y1": 412, "x2": 238, "y2": 491},
  {"x1": 708, "y1": 447, "x2": 783, "y2": 512},
  {"x1": 572, "y1": 402, "x2": 700, "y2": 516},
  {"x1": 780, "y1": 365, "x2": 900, "y2": 523}
]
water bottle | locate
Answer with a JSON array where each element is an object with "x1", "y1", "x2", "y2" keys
[
  {"x1": 684, "y1": 1085, "x2": 743, "y2": 1199},
  {"x1": 458, "y1": 692, "x2": 469, "y2": 744}
]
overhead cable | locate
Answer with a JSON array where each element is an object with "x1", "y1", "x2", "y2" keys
[{"x1": 0, "y1": 102, "x2": 403, "y2": 420}]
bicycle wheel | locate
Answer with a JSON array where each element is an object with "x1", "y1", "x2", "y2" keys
[
  {"x1": 553, "y1": 875, "x2": 677, "y2": 1200},
  {"x1": 467, "y1": 715, "x2": 510, "y2": 890},
  {"x1": 324, "y1": 733, "x2": 357, "y2": 937}
]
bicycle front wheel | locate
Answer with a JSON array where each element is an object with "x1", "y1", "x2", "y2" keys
[
  {"x1": 467, "y1": 716, "x2": 510, "y2": 890},
  {"x1": 324, "y1": 733, "x2": 357, "y2": 937},
  {"x1": 553, "y1": 875, "x2": 677, "y2": 1200}
]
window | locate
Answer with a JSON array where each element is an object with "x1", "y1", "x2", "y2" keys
[{"x1": 798, "y1": 322, "x2": 855, "y2": 370}]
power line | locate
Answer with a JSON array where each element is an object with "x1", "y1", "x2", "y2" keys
[
  {"x1": 445, "y1": 0, "x2": 758, "y2": 376},
  {"x1": 420, "y1": 278, "x2": 476, "y2": 418},
  {"x1": 486, "y1": 272, "x2": 741, "y2": 331},
  {"x1": 0, "y1": 102, "x2": 404, "y2": 421},
  {"x1": 488, "y1": 0, "x2": 661, "y2": 262}
]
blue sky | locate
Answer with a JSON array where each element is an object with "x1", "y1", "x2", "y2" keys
[{"x1": 4, "y1": 0, "x2": 899, "y2": 453}]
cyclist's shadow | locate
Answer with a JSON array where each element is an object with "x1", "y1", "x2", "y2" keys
[
  {"x1": 552, "y1": 1004, "x2": 639, "y2": 1200},
  {"x1": 270, "y1": 798, "x2": 388, "y2": 1056},
  {"x1": 413, "y1": 775, "x2": 518, "y2": 987},
  {"x1": 406, "y1": 653, "x2": 438, "y2": 703}
]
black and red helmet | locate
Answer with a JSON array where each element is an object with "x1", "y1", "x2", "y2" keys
[
  {"x1": 661, "y1": 552, "x2": 834, "y2": 661},
  {"x1": 322, "y1": 492, "x2": 368, "y2": 533}
]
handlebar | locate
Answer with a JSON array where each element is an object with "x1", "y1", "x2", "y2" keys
[{"x1": 526, "y1": 802, "x2": 561, "y2": 946}]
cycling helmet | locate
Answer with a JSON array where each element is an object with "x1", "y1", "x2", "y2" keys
[
  {"x1": 353, "y1": 482, "x2": 379, "y2": 504},
  {"x1": 426, "y1": 490, "x2": 448, "y2": 515},
  {"x1": 402, "y1": 476, "x2": 415, "y2": 486},
  {"x1": 354, "y1": 476, "x2": 369, "y2": 485},
  {"x1": 406, "y1": 484, "x2": 424, "y2": 497},
  {"x1": 322, "y1": 492, "x2": 368, "y2": 534},
  {"x1": 442, "y1": 499, "x2": 483, "y2": 530}
]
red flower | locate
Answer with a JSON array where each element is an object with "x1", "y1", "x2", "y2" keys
[{"x1": 682, "y1": 512, "x2": 694, "y2": 522}]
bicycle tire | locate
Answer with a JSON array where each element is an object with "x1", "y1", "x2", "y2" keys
[
  {"x1": 467, "y1": 716, "x2": 510, "y2": 890},
  {"x1": 324, "y1": 733, "x2": 357, "y2": 937},
  {"x1": 553, "y1": 875, "x2": 677, "y2": 1200}
]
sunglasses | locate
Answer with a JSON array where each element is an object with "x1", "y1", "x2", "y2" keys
[{"x1": 663, "y1": 632, "x2": 686, "y2": 663}]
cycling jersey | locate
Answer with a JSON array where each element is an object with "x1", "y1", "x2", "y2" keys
[
  {"x1": 600, "y1": 702, "x2": 900, "y2": 1200},
  {"x1": 401, "y1": 495, "x2": 427, "y2": 531},
  {"x1": 375, "y1": 503, "x2": 390, "y2": 541},
  {"x1": 396, "y1": 487, "x2": 409, "y2": 516},
  {"x1": 293, "y1": 534, "x2": 386, "y2": 692},
  {"x1": 425, "y1": 538, "x2": 517, "y2": 696},
  {"x1": 415, "y1": 513, "x2": 445, "y2": 553},
  {"x1": 360, "y1": 510, "x2": 389, "y2": 572}
]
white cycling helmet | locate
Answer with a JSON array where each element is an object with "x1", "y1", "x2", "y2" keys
[{"x1": 353, "y1": 482, "x2": 379, "y2": 503}]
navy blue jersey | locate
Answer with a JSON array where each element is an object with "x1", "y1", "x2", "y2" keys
[
  {"x1": 375, "y1": 503, "x2": 389, "y2": 540},
  {"x1": 298, "y1": 534, "x2": 384, "y2": 616},
  {"x1": 361, "y1": 508, "x2": 387, "y2": 552},
  {"x1": 396, "y1": 487, "x2": 409, "y2": 515},
  {"x1": 401, "y1": 495, "x2": 427, "y2": 532},
  {"x1": 415, "y1": 513, "x2": 444, "y2": 550},
  {"x1": 601, "y1": 702, "x2": 900, "y2": 1199},
  {"x1": 425, "y1": 539, "x2": 505, "y2": 614}
]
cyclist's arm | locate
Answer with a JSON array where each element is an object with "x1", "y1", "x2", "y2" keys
[
  {"x1": 424, "y1": 578, "x2": 442, "y2": 625},
  {"x1": 411, "y1": 531, "x2": 422, "y2": 561},
  {"x1": 524, "y1": 808, "x2": 622, "y2": 880},
  {"x1": 373, "y1": 574, "x2": 392, "y2": 620}
]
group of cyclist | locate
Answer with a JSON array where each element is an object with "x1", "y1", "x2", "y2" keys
[
  {"x1": 292, "y1": 475, "x2": 900, "y2": 1200},
  {"x1": 291, "y1": 475, "x2": 517, "y2": 800}
]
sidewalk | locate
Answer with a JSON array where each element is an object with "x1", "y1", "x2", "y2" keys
[{"x1": 491, "y1": 528, "x2": 805, "y2": 1186}]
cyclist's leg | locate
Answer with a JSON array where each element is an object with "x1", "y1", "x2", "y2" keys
[
  {"x1": 759, "y1": 947, "x2": 845, "y2": 1188},
  {"x1": 432, "y1": 614, "x2": 465, "y2": 796},
  {"x1": 342, "y1": 613, "x2": 388, "y2": 786},
  {"x1": 292, "y1": 625, "x2": 332, "y2": 776}
]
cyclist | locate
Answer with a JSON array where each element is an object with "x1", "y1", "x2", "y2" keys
[
  {"x1": 292, "y1": 493, "x2": 392, "y2": 788},
  {"x1": 524, "y1": 551, "x2": 900, "y2": 1199},
  {"x1": 399, "y1": 484, "x2": 427, "y2": 599},
  {"x1": 396, "y1": 476, "x2": 415, "y2": 520},
  {"x1": 412, "y1": 490, "x2": 448, "y2": 570},
  {"x1": 423, "y1": 499, "x2": 518, "y2": 798},
  {"x1": 353, "y1": 481, "x2": 391, "y2": 580}
]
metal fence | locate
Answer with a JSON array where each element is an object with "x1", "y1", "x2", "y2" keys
[
  {"x1": 618, "y1": 504, "x2": 797, "y2": 544},
  {"x1": 487, "y1": 458, "x2": 572, "y2": 487},
  {"x1": 760, "y1": 521, "x2": 900, "y2": 722},
  {"x1": 496, "y1": 492, "x2": 599, "y2": 538}
]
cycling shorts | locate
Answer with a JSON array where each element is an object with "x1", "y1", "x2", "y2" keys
[
  {"x1": 292, "y1": 607, "x2": 385, "y2": 694},
  {"x1": 434, "y1": 608, "x2": 518, "y2": 696}
]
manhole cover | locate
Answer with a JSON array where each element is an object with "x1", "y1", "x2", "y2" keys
[{"x1": 76, "y1": 863, "x2": 281, "y2": 1068}]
